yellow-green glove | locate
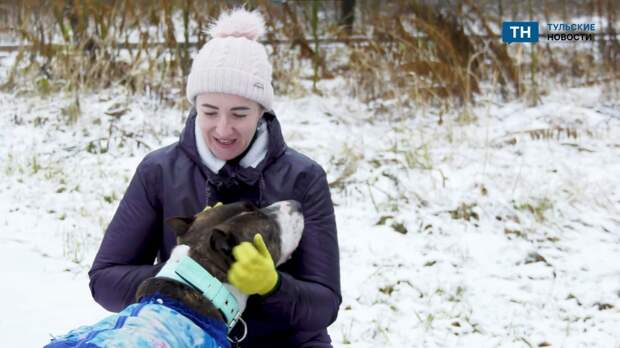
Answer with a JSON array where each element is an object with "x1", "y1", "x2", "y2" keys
[
  {"x1": 228, "y1": 233, "x2": 278, "y2": 296},
  {"x1": 202, "y1": 202, "x2": 223, "y2": 212}
]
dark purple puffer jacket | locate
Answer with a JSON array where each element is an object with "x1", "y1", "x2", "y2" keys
[{"x1": 88, "y1": 109, "x2": 341, "y2": 347}]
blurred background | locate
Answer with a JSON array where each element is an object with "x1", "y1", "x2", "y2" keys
[{"x1": 1, "y1": 0, "x2": 618, "y2": 114}]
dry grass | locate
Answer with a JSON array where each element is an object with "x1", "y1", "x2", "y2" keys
[{"x1": 0, "y1": 0, "x2": 618, "y2": 120}]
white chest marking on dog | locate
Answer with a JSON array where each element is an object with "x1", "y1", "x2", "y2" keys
[{"x1": 168, "y1": 245, "x2": 190, "y2": 264}]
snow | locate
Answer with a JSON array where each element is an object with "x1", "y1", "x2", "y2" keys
[{"x1": 0, "y1": 81, "x2": 619, "y2": 347}]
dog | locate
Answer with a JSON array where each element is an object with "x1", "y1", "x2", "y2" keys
[{"x1": 45, "y1": 200, "x2": 304, "y2": 348}]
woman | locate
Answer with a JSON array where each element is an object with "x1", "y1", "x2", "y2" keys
[{"x1": 88, "y1": 8, "x2": 341, "y2": 347}]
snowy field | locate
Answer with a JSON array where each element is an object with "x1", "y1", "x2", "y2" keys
[{"x1": 1, "y1": 81, "x2": 619, "y2": 347}]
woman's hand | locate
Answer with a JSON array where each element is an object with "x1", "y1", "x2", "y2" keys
[{"x1": 228, "y1": 233, "x2": 278, "y2": 296}]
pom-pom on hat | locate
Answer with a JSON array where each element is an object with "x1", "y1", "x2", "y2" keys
[{"x1": 186, "y1": 8, "x2": 273, "y2": 110}]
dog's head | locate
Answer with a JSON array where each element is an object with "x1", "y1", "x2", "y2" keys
[{"x1": 166, "y1": 200, "x2": 304, "y2": 282}]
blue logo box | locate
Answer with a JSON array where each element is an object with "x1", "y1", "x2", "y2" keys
[{"x1": 502, "y1": 22, "x2": 539, "y2": 43}]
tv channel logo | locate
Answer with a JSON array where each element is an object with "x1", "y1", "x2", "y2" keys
[{"x1": 502, "y1": 22, "x2": 539, "y2": 44}]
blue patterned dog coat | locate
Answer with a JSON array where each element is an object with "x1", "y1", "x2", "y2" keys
[{"x1": 45, "y1": 295, "x2": 230, "y2": 348}]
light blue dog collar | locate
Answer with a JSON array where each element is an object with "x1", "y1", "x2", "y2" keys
[{"x1": 157, "y1": 255, "x2": 241, "y2": 332}]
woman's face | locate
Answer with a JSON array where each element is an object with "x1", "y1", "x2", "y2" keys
[{"x1": 195, "y1": 93, "x2": 263, "y2": 161}]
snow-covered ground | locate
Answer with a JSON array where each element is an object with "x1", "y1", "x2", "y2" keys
[{"x1": 1, "y1": 81, "x2": 619, "y2": 347}]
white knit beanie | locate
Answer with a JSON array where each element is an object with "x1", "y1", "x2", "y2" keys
[{"x1": 186, "y1": 8, "x2": 273, "y2": 110}]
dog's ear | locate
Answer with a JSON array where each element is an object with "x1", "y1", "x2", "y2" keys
[
  {"x1": 210, "y1": 227, "x2": 239, "y2": 256},
  {"x1": 166, "y1": 216, "x2": 195, "y2": 237}
]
